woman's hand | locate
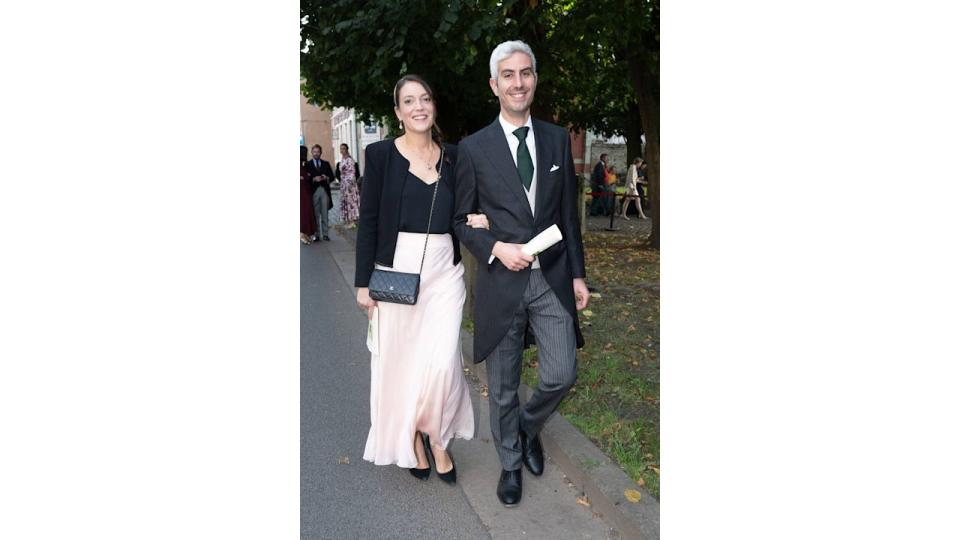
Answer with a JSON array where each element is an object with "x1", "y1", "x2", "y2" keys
[
  {"x1": 466, "y1": 213, "x2": 490, "y2": 230},
  {"x1": 356, "y1": 287, "x2": 377, "y2": 320}
]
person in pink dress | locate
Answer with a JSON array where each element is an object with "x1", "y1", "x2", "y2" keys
[{"x1": 354, "y1": 74, "x2": 489, "y2": 485}]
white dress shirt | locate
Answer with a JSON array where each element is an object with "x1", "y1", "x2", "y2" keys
[{"x1": 491, "y1": 113, "x2": 540, "y2": 269}]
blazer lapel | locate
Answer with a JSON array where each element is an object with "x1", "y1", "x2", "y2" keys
[
  {"x1": 384, "y1": 143, "x2": 408, "y2": 227},
  {"x1": 532, "y1": 118, "x2": 553, "y2": 222},
  {"x1": 479, "y1": 121, "x2": 535, "y2": 222}
]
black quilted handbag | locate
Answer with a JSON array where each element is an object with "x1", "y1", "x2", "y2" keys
[{"x1": 367, "y1": 148, "x2": 443, "y2": 305}]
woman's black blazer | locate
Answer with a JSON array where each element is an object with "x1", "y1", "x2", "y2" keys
[{"x1": 354, "y1": 139, "x2": 462, "y2": 287}]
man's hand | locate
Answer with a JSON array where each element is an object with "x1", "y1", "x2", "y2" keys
[
  {"x1": 492, "y1": 241, "x2": 534, "y2": 272},
  {"x1": 573, "y1": 278, "x2": 589, "y2": 311}
]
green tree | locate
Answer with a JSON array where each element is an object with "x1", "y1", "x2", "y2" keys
[
  {"x1": 300, "y1": 0, "x2": 521, "y2": 138},
  {"x1": 546, "y1": 0, "x2": 660, "y2": 247},
  {"x1": 301, "y1": 0, "x2": 659, "y2": 246}
]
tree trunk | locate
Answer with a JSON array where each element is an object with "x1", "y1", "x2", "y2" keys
[
  {"x1": 624, "y1": 100, "x2": 644, "y2": 168},
  {"x1": 628, "y1": 57, "x2": 659, "y2": 249}
]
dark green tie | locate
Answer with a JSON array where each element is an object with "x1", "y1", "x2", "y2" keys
[{"x1": 513, "y1": 126, "x2": 534, "y2": 191}]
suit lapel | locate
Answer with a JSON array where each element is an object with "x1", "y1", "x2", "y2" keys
[
  {"x1": 479, "y1": 120, "x2": 534, "y2": 222},
  {"x1": 532, "y1": 118, "x2": 553, "y2": 222}
]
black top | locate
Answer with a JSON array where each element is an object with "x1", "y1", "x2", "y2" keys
[
  {"x1": 353, "y1": 139, "x2": 461, "y2": 287},
  {"x1": 399, "y1": 171, "x2": 454, "y2": 234}
]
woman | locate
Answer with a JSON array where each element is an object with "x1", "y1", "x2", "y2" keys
[
  {"x1": 621, "y1": 157, "x2": 648, "y2": 220},
  {"x1": 354, "y1": 75, "x2": 488, "y2": 484},
  {"x1": 300, "y1": 145, "x2": 318, "y2": 244},
  {"x1": 336, "y1": 144, "x2": 361, "y2": 228}
]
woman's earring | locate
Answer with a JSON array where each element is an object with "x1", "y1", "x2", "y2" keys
[{"x1": 399, "y1": 120, "x2": 404, "y2": 131}]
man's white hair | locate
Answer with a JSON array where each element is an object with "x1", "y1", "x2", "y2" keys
[{"x1": 489, "y1": 40, "x2": 537, "y2": 80}]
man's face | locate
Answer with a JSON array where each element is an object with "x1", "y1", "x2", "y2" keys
[
  {"x1": 489, "y1": 51, "x2": 537, "y2": 118},
  {"x1": 311, "y1": 147, "x2": 322, "y2": 160},
  {"x1": 601, "y1": 155, "x2": 608, "y2": 165}
]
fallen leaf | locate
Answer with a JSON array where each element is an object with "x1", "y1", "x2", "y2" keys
[
  {"x1": 590, "y1": 292, "x2": 602, "y2": 299},
  {"x1": 636, "y1": 477, "x2": 646, "y2": 487},
  {"x1": 647, "y1": 465, "x2": 660, "y2": 475},
  {"x1": 337, "y1": 456, "x2": 350, "y2": 465},
  {"x1": 576, "y1": 496, "x2": 591, "y2": 507},
  {"x1": 624, "y1": 489, "x2": 642, "y2": 503}
]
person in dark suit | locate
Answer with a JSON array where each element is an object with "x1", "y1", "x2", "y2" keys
[
  {"x1": 454, "y1": 40, "x2": 590, "y2": 508},
  {"x1": 306, "y1": 144, "x2": 334, "y2": 241},
  {"x1": 589, "y1": 153, "x2": 609, "y2": 216}
]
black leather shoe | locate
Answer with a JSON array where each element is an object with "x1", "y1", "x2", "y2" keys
[
  {"x1": 519, "y1": 429, "x2": 544, "y2": 476},
  {"x1": 322, "y1": 235, "x2": 330, "y2": 241},
  {"x1": 497, "y1": 469, "x2": 522, "y2": 507}
]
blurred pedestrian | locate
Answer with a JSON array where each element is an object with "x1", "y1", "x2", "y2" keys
[
  {"x1": 606, "y1": 165, "x2": 618, "y2": 216},
  {"x1": 620, "y1": 157, "x2": 648, "y2": 220},
  {"x1": 307, "y1": 144, "x2": 334, "y2": 241},
  {"x1": 638, "y1": 159, "x2": 649, "y2": 211},
  {"x1": 336, "y1": 143, "x2": 361, "y2": 227},
  {"x1": 589, "y1": 153, "x2": 609, "y2": 216},
  {"x1": 300, "y1": 145, "x2": 318, "y2": 244}
]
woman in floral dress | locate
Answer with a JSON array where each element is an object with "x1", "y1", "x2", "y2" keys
[{"x1": 335, "y1": 143, "x2": 361, "y2": 227}]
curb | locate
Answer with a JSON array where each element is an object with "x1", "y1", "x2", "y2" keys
[{"x1": 336, "y1": 224, "x2": 659, "y2": 539}]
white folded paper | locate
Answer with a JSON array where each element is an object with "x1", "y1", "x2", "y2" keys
[
  {"x1": 521, "y1": 224, "x2": 563, "y2": 256},
  {"x1": 366, "y1": 307, "x2": 379, "y2": 355}
]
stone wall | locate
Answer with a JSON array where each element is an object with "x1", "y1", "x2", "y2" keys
[{"x1": 589, "y1": 142, "x2": 629, "y2": 176}]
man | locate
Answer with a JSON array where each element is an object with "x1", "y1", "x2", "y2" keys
[
  {"x1": 306, "y1": 144, "x2": 334, "y2": 241},
  {"x1": 589, "y1": 153, "x2": 610, "y2": 216},
  {"x1": 454, "y1": 40, "x2": 589, "y2": 508}
]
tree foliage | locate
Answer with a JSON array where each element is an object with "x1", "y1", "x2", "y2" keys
[
  {"x1": 301, "y1": 0, "x2": 660, "y2": 245},
  {"x1": 301, "y1": 0, "x2": 523, "y2": 139}
]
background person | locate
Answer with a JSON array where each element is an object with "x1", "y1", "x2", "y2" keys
[
  {"x1": 306, "y1": 144, "x2": 335, "y2": 241},
  {"x1": 336, "y1": 144, "x2": 361, "y2": 228}
]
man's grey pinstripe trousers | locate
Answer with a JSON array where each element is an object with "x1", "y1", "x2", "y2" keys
[{"x1": 484, "y1": 269, "x2": 578, "y2": 471}]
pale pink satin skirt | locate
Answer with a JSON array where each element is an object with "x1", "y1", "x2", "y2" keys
[{"x1": 364, "y1": 232, "x2": 475, "y2": 468}]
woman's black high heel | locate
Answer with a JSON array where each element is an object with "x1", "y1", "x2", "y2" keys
[
  {"x1": 409, "y1": 431, "x2": 430, "y2": 480},
  {"x1": 423, "y1": 434, "x2": 456, "y2": 485}
]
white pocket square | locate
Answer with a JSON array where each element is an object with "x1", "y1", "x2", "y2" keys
[{"x1": 549, "y1": 164, "x2": 560, "y2": 172}]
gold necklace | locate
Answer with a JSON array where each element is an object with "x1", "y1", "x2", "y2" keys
[{"x1": 406, "y1": 139, "x2": 436, "y2": 171}]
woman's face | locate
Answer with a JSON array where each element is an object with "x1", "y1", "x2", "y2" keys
[
  {"x1": 340, "y1": 145, "x2": 348, "y2": 157},
  {"x1": 394, "y1": 81, "x2": 435, "y2": 136}
]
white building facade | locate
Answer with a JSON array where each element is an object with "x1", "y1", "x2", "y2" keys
[{"x1": 330, "y1": 107, "x2": 386, "y2": 175}]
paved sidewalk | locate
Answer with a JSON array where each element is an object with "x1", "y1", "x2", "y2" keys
[
  {"x1": 302, "y1": 229, "x2": 621, "y2": 539},
  {"x1": 331, "y1": 220, "x2": 660, "y2": 539}
]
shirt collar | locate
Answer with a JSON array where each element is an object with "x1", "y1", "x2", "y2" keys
[{"x1": 498, "y1": 113, "x2": 533, "y2": 141}]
